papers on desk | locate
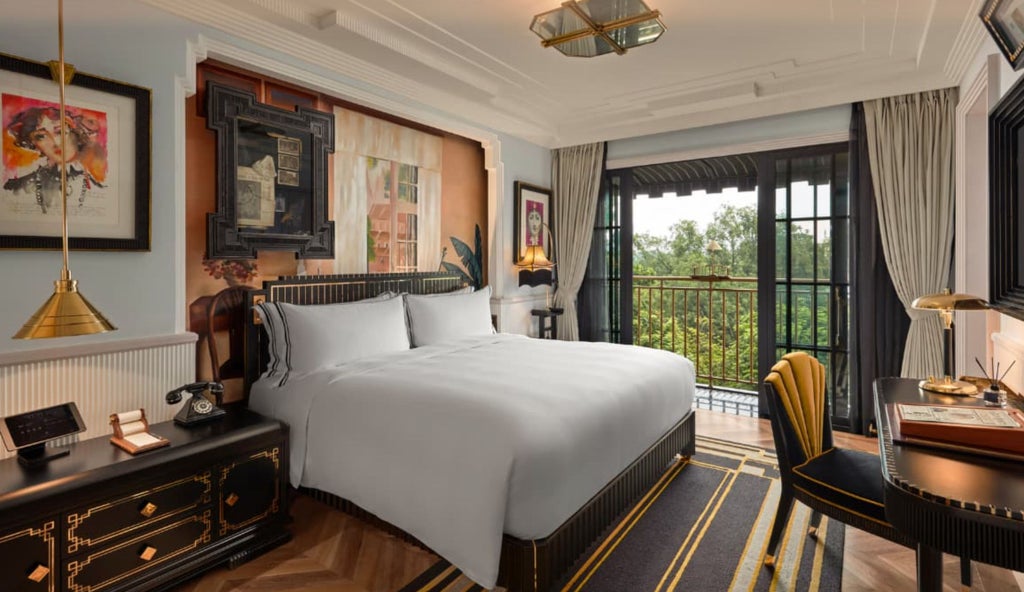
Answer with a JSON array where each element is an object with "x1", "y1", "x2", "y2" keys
[
  {"x1": 897, "y1": 405, "x2": 1020, "y2": 428},
  {"x1": 893, "y1": 403, "x2": 1024, "y2": 459}
]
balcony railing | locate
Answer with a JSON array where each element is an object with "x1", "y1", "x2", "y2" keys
[{"x1": 634, "y1": 275, "x2": 758, "y2": 391}]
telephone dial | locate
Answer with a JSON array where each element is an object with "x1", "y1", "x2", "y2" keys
[{"x1": 166, "y1": 381, "x2": 226, "y2": 426}]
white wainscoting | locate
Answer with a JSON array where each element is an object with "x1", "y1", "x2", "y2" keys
[
  {"x1": 992, "y1": 331, "x2": 1024, "y2": 396},
  {"x1": 0, "y1": 333, "x2": 196, "y2": 460}
]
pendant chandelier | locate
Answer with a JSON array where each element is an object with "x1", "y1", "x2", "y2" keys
[
  {"x1": 14, "y1": 0, "x2": 115, "y2": 339},
  {"x1": 530, "y1": 0, "x2": 666, "y2": 58}
]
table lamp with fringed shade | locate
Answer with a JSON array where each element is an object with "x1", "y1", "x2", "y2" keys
[
  {"x1": 13, "y1": 0, "x2": 115, "y2": 339},
  {"x1": 911, "y1": 289, "x2": 987, "y2": 395},
  {"x1": 517, "y1": 223, "x2": 557, "y2": 298}
]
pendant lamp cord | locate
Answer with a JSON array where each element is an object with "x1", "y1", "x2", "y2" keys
[{"x1": 57, "y1": 0, "x2": 70, "y2": 279}]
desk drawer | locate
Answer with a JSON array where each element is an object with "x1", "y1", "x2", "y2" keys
[
  {"x1": 67, "y1": 472, "x2": 211, "y2": 554},
  {"x1": 0, "y1": 520, "x2": 55, "y2": 592},
  {"x1": 66, "y1": 511, "x2": 211, "y2": 592}
]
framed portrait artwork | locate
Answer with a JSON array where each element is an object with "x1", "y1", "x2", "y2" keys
[
  {"x1": 0, "y1": 52, "x2": 151, "y2": 250},
  {"x1": 514, "y1": 181, "x2": 553, "y2": 264},
  {"x1": 981, "y1": 0, "x2": 1024, "y2": 70}
]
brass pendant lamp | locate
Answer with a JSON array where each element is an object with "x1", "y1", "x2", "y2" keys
[{"x1": 13, "y1": 0, "x2": 115, "y2": 339}]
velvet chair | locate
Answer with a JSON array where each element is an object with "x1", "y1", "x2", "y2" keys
[{"x1": 762, "y1": 352, "x2": 970, "y2": 588}]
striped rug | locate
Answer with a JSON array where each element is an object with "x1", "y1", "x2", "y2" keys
[{"x1": 399, "y1": 436, "x2": 843, "y2": 592}]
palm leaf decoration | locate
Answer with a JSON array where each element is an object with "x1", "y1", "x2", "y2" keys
[{"x1": 443, "y1": 224, "x2": 484, "y2": 289}]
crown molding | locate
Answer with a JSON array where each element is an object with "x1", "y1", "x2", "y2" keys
[{"x1": 945, "y1": 0, "x2": 987, "y2": 83}]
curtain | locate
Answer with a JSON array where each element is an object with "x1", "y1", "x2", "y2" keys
[
  {"x1": 863, "y1": 89, "x2": 956, "y2": 379},
  {"x1": 553, "y1": 142, "x2": 605, "y2": 341},
  {"x1": 850, "y1": 103, "x2": 911, "y2": 434}
]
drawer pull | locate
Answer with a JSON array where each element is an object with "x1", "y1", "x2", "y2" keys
[
  {"x1": 139, "y1": 546, "x2": 158, "y2": 561},
  {"x1": 140, "y1": 502, "x2": 158, "y2": 518},
  {"x1": 27, "y1": 564, "x2": 50, "y2": 583},
  {"x1": 225, "y1": 493, "x2": 239, "y2": 507}
]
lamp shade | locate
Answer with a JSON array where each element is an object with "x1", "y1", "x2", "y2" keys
[
  {"x1": 911, "y1": 290, "x2": 988, "y2": 312},
  {"x1": 14, "y1": 279, "x2": 116, "y2": 339},
  {"x1": 518, "y1": 245, "x2": 555, "y2": 271}
]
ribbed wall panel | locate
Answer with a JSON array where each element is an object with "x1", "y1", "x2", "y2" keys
[{"x1": 0, "y1": 340, "x2": 195, "y2": 460}]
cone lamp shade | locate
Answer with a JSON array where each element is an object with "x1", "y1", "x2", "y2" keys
[
  {"x1": 518, "y1": 245, "x2": 555, "y2": 271},
  {"x1": 13, "y1": 0, "x2": 115, "y2": 339}
]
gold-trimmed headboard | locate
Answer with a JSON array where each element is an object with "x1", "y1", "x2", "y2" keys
[{"x1": 243, "y1": 272, "x2": 465, "y2": 396}]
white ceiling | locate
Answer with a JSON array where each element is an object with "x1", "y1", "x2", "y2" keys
[{"x1": 142, "y1": 0, "x2": 986, "y2": 148}]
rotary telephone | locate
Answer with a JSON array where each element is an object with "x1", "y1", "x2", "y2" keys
[{"x1": 165, "y1": 381, "x2": 226, "y2": 426}]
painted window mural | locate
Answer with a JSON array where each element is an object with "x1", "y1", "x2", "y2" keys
[{"x1": 366, "y1": 158, "x2": 419, "y2": 273}]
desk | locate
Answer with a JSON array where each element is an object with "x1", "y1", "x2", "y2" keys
[{"x1": 874, "y1": 378, "x2": 1024, "y2": 591}]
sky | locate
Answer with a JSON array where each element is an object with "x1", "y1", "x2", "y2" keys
[{"x1": 633, "y1": 188, "x2": 758, "y2": 239}]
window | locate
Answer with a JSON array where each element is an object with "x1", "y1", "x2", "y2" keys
[{"x1": 367, "y1": 159, "x2": 419, "y2": 273}]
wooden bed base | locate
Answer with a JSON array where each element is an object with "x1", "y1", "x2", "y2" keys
[{"x1": 244, "y1": 272, "x2": 698, "y2": 591}]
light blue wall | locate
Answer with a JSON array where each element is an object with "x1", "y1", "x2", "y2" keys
[
  {"x1": 0, "y1": 0, "x2": 553, "y2": 353},
  {"x1": 607, "y1": 105, "x2": 851, "y2": 164}
]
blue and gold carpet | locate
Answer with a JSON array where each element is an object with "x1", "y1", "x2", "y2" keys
[{"x1": 399, "y1": 436, "x2": 843, "y2": 592}]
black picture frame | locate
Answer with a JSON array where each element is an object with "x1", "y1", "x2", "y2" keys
[
  {"x1": 0, "y1": 52, "x2": 151, "y2": 250},
  {"x1": 513, "y1": 180, "x2": 553, "y2": 264},
  {"x1": 206, "y1": 81, "x2": 335, "y2": 259},
  {"x1": 989, "y1": 72, "x2": 1024, "y2": 321},
  {"x1": 981, "y1": 0, "x2": 1024, "y2": 70}
]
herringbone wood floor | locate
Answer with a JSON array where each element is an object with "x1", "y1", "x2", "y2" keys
[{"x1": 173, "y1": 409, "x2": 1023, "y2": 592}]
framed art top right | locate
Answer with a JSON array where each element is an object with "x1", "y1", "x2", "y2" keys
[{"x1": 981, "y1": 0, "x2": 1024, "y2": 70}]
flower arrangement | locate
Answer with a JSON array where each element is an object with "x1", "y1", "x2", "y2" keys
[{"x1": 202, "y1": 259, "x2": 258, "y2": 285}]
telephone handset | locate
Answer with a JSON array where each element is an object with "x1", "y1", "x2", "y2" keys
[{"x1": 166, "y1": 381, "x2": 226, "y2": 426}]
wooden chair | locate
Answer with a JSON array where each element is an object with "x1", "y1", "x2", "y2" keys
[
  {"x1": 762, "y1": 352, "x2": 971, "y2": 588},
  {"x1": 202, "y1": 286, "x2": 252, "y2": 402}
]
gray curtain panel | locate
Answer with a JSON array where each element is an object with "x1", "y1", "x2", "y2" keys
[
  {"x1": 552, "y1": 142, "x2": 605, "y2": 341},
  {"x1": 863, "y1": 88, "x2": 956, "y2": 379}
]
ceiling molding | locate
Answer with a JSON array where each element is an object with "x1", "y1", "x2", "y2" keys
[
  {"x1": 944, "y1": 0, "x2": 987, "y2": 83},
  {"x1": 141, "y1": 0, "x2": 556, "y2": 143}
]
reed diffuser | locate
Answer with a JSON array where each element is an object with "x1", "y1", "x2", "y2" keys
[{"x1": 974, "y1": 357, "x2": 1015, "y2": 407}]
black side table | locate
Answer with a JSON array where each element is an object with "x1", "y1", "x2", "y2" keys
[{"x1": 531, "y1": 308, "x2": 563, "y2": 339}]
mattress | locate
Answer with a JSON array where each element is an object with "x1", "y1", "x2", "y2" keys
[{"x1": 249, "y1": 333, "x2": 695, "y2": 587}]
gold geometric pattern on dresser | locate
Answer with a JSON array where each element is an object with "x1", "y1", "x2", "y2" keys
[
  {"x1": 66, "y1": 472, "x2": 211, "y2": 554},
  {"x1": 66, "y1": 511, "x2": 211, "y2": 592},
  {"x1": 219, "y1": 447, "x2": 280, "y2": 535},
  {"x1": 0, "y1": 520, "x2": 56, "y2": 592}
]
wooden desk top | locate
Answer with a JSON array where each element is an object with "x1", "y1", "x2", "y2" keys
[{"x1": 875, "y1": 377, "x2": 1024, "y2": 517}]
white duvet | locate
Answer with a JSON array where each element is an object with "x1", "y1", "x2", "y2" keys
[{"x1": 249, "y1": 333, "x2": 695, "y2": 588}]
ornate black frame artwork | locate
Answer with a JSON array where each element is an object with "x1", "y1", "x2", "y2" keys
[
  {"x1": 0, "y1": 52, "x2": 151, "y2": 250},
  {"x1": 206, "y1": 81, "x2": 334, "y2": 259},
  {"x1": 981, "y1": 0, "x2": 1024, "y2": 70},
  {"x1": 989, "y1": 71, "x2": 1024, "y2": 320}
]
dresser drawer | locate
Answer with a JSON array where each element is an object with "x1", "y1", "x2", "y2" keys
[
  {"x1": 67, "y1": 472, "x2": 212, "y2": 554},
  {"x1": 0, "y1": 520, "x2": 56, "y2": 592},
  {"x1": 66, "y1": 511, "x2": 211, "y2": 592},
  {"x1": 218, "y1": 447, "x2": 282, "y2": 536}
]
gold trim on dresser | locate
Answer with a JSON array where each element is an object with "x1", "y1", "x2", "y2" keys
[
  {"x1": 218, "y1": 447, "x2": 280, "y2": 536},
  {"x1": 1, "y1": 521, "x2": 55, "y2": 592}
]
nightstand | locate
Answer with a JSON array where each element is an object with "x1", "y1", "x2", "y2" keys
[
  {"x1": 0, "y1": 407, "x2": 289, "y2": 592},
  {"x1": 531, "y1": 308, "x2": 563, "y2": 339}
]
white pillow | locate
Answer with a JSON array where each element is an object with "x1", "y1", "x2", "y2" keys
[
  {"x1": 405, "y1": 285, "x2": 493, "y2": 347},
  {"x1": 256, "y1": 293, "x2": 408, "y2": 384}
]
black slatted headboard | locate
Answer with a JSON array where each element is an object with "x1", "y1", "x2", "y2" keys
[{"x1": 243, "y1": 272, "x2": 465, "y2": 396}]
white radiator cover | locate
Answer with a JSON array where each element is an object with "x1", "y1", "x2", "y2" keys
[{"x1": 0, "y1": 334, "x2": 196, "y2": 460}]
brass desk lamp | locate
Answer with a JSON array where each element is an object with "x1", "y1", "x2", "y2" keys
[{"x1": 911, "y1": 289, "x2": 988, "y2": 395}]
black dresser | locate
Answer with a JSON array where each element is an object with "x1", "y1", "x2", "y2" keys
[{"x1": 0, "y1": 408, "x2": 290, "y2": 592}]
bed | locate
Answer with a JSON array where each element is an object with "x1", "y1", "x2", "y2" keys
[{"x1": 242, "y1": 272, "x2": 696, "y2": 591}]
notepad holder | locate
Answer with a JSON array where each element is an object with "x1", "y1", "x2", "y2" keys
[{"x1": 110, "y1": 409, "x2": 170, "y2": 455}]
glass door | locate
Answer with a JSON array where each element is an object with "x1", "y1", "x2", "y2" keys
[
  {"x1": 581, "y1": 172, "x2": 631, "y2": 343},
  {"x1": 758, "y1": 145, "x2": 854, "y2": 430}
]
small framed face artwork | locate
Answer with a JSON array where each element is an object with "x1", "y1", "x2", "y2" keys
[
  {"x1": 0, "y1": 52, "x2": 151, "y2": 250},
  {"x1": 513, "y1": 181, "x2": 552, "y2": 264}
]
